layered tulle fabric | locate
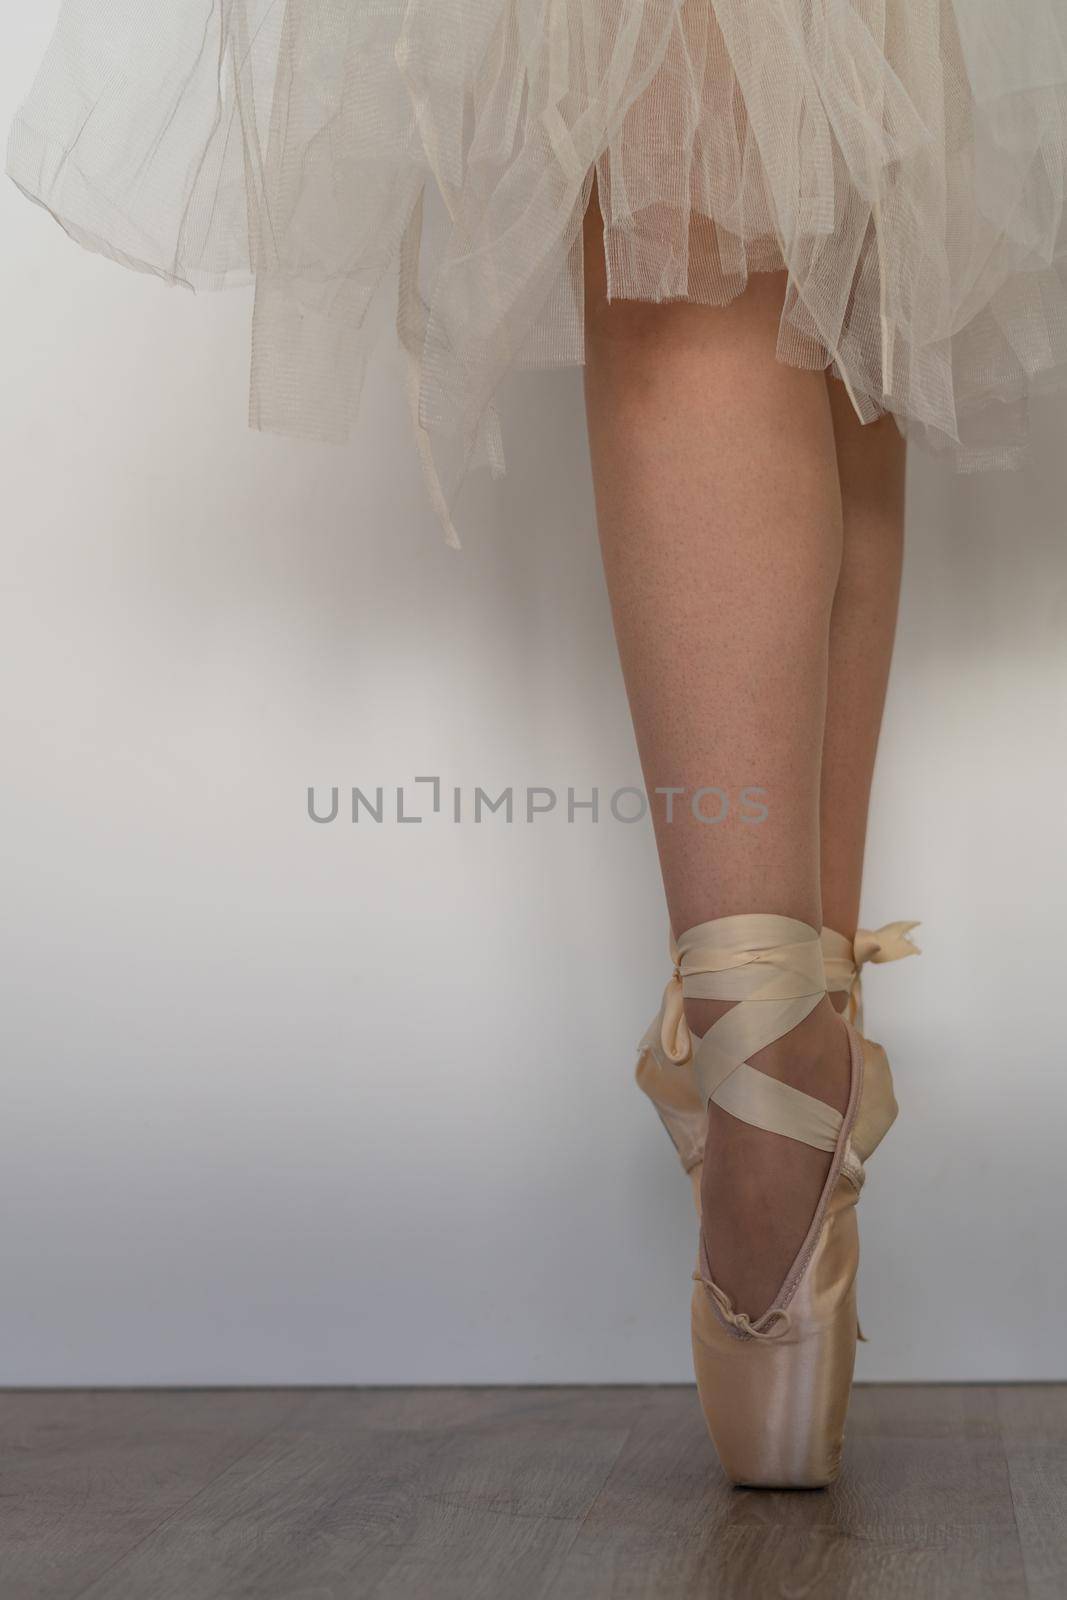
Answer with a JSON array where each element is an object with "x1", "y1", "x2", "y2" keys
[{"x1": 9, "y1": 0, "x2": 1067, "y2": 541}]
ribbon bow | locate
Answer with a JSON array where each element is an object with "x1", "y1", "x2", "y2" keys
[
  {"x1": 854, "y1": 920, "x2": 921, "y2": 969},
  {"x1": 822, "y1": 919, "x2": 920, "y2": 1029}
]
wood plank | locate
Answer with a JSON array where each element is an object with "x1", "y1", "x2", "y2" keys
[
  {"x1": 0, "y1": 1390, "x2": 302, "y2": 1600},
  {"x1": 997, "y1": 1384, "x2": 1067, "y2": 1600},
  {"x1": 72, "y1": 1387, "x2": 642, "y2": 1600},
  {"x1": 2, "y1": 1386, "x2": 1061, "y2": 1600},
  {"x1": 548, "y1": 1385, "x2": 1028, "y2": 1599}
]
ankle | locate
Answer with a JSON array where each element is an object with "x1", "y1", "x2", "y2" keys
[
  {"x1": 683, "y1": 997, "x2": 736, "y2": 1040},
  {"x1": 684, "y1": 993, "x2": 843, "y2": 1059},
  {"x1": 749, "y1": 997, "x2": 850, "y2": 1111}
]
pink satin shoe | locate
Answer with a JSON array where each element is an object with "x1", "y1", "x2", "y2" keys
[{"x1": 641, "y1": 914, "x2": 902, "y2": 1487}]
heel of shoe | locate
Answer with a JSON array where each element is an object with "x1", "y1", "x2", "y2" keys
[
  {"x1": 850, "y1": 1033, "x2": 898, "y2": 1164},
  {"x1": 634, "y1": 1042, "x2": 706, "y2": 1183}
]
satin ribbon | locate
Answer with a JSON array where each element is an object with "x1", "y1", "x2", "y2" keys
[
  {"x1": 663, "y1": 919, "x2": 920, "y2": 1062},
  {"x1": 656, "y1": 914, "x2": 843, "y2": 1152},
  {"x1": 822, "y1": 920, "x2": 920, "y2": 1027},
  {"x1": 660, "y1": 918, "x2": 827, "y2": 1067},
  {"x1": 854, "y1": 920, "x2": 921, "y2": 969},
  {"x1": 659, "y1": 932, "x2": 693, "y2": 1065}
]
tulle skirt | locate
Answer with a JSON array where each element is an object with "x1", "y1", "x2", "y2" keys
[{"x1": 9, "y1": 0, "x2": 1067, "y2": 542}]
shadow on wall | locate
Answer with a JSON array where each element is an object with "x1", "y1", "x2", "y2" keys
[{"x1": 904, "y1": 397, "x2": 1067, "y2": 673}]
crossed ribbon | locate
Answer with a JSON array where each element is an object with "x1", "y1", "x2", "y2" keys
[{"x1": 661, "y1": 919, "x2": 920, "y2": 1063}]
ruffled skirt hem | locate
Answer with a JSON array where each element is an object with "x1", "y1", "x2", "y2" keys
[{"x1": 9, "y1": 0, "x2": 1067, "y2": 541}]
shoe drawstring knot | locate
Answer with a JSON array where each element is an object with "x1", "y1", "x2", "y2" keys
[{"x1": 692, "y1": 1270, "x2": 792, "y2": 1341}]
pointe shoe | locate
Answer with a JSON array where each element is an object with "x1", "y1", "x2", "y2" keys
[
  {"x1": 659, "y1": 915, "x2": 899, "y2": 1487},
  {"x1": 634, "y1": 919, "x2": 917, "y2": 1215}
]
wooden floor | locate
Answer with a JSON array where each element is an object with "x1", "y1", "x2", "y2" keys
[{"x1": 1, "y1": 1385, "x2": 1064, "y2": 1599}]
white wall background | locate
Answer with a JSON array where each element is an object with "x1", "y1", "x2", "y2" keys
[{"x1": 3, "y1": 13, "x2": 1066, "y2": 1387}]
